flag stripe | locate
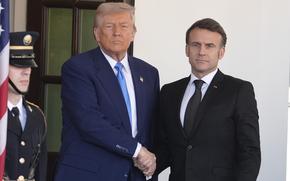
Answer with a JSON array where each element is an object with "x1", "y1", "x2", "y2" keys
[
  {"x1": 0, "y1": 48, "x2": 8, "y2": 181},
  {"x1": 0, "y1": 78, "x2": 8, "y2": 119},
  {"x1": 0, "y1": 112, "x2": 7, "y2": 153},
  {"x1": 0, "y1": 150, "x2": 6, "y2": 179},
  {"x1": 0, "y1": 0, "x2": 9, "y2": 179},
  {"x1": 0, "y1": 44, "x2": 10, "y2": 84}
]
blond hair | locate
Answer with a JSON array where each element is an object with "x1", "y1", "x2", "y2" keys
[{"x1": 94, "y1": 2, "x2": 136, "y2": 31}]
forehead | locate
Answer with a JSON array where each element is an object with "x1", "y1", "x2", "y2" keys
[
  {"x1": 101, "y1": 12, "x2": 132, "y2": 23},
  {"x1": 9, "y1": 65, "x2": 26, "y2": 73},
  {"x1": 188, "y1": 28, "x2": 222, "y2": 44}
]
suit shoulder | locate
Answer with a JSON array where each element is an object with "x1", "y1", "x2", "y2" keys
[
  {"x1": 222, "y1": 74, "x2": 254, "y2": 88},
  {"x1": 25, "y1": 101, "x2": 47, "y2": 125},
  {"x1": 26, "y1": 100, "x2": 40, "y2": 109},
  {"x1": 162, "y1": 77, "x2": 189, "y2": 90},
  {"x1": 62, "y1": 48, "x2": 98, "y2": 73},
  {"x1": 64, "y1": 48, "x2": 97, "y2": 66},
  {"x1": 25, "y1": 101, "x2": 45, "y2": 117},
  {"x1": 131, "y1": 56, "x2": 158, "y2": 72}
]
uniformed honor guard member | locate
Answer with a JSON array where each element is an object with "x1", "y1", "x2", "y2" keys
[{"x1": 3, "y1": 32, "x2": 47, "y2": 181}]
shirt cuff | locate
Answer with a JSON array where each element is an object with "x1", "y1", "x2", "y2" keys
[{"x1": 133, "y1": 143, "x2": 142, "y2": 158}]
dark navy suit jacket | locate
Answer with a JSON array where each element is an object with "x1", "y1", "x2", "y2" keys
[{"x1": 54, "y1": 47, "x2": 159, "y2": 181}]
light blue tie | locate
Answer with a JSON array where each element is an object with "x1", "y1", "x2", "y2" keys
[{"x1": 115, "y1": 62, "x2": 132, "y2": 123}]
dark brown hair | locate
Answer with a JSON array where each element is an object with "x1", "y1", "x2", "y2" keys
[{"x1": 186, "y1": 18, "x2": 227, "y2": 47}]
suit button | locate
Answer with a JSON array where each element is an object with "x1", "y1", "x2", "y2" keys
[
  {"x1": 17, "y1": 175, "x2": 25, "y2": 181},
  {"x1": 19, "y1": 157, "x2": 25, "y2": 164},
  {"x1": 20, "y1": 141, "x2": 26, "y2": 146},
  {"x1": 187, "y1": 145, "x2": 192, "y2": 150}
]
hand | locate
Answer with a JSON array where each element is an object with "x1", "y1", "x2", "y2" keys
[{"x1": 133, "y1": 147, "x2": 156, "y2": 177}]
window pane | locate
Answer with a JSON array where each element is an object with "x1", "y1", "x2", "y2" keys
[
  {"x1": 46, "y1": 8, "x2": 73, "y2": 75},
  {"x1": 45, "y1": 84, "x2": 62, "y2": 152},
  {"x1": 79, "y1": 9, "x2": 98, "y2": 53}
]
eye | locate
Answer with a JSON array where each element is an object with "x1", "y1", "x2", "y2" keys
[
  {"x1": 104, "y1": 24, "x2": 113, "y2": 29},
  {"x1": 206, "y1": 43, "x2": 216, "y2": 48},
  {"x1": 121, "y1": 24, "x2": 129, "y2": 29},
  {"x1": 189, "y1": 42, "x2": 200, "y2": 48}
]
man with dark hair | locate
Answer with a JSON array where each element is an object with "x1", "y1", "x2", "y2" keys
[
  {"x1": 4, "y1": 31, "x2": 47, "y2": 181},
  {"x1": 155, "y1": 18, "x2": 261, "y2": 181}
]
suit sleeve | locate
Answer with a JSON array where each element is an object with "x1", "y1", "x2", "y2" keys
[
  {"x1": 35, "y1": 138, "x2": 47, "y2": 181},
  {"x1": 148, "y1": 70, "x2": 160, "y2": 150},
  {"x1": 154, "y1": 85, "x2": 171, "y2": 174},
  {"x1": 61, "y1": 60, "x2": 139, "y2": 158},
  {"x1": 35, "y1": 113, "x2": 47, "y2": 181},
  {"x1": 235, "y1": 81, "x2": 261, "y2": 181}
]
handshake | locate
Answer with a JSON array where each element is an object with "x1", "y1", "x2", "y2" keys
[{"x1": 133, "y1": 146, "x2": 156, "y2": 177}]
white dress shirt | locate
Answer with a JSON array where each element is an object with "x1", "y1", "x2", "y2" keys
[
  {"x1": 101, "y1": 49, "x2": 141, "y2": 157},
  {"x1": 180, "y1": 69, "x2": 218, "y2": 127},
  {"x1": 8, "y1": 97, "x2": 27, "y2": 130}
]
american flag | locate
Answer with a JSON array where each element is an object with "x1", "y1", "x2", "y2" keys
[{"x1": 0, "y1": 0, "x2": 9, "y2": 180}]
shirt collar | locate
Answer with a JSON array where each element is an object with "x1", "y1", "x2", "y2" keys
[
  {"x1": 189, "y1": 68, "x2": 218, "y2": 86},
  {"x1": 8, "y1": 97, "x2": 23, "y2": 111},
  {"x1": 100, "y1": 48, "x2": 130, "y2": 73}
]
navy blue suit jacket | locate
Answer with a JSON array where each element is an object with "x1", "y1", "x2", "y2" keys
[{"x1": 54, "y1": 47, "x2": 159, "y2": 181}]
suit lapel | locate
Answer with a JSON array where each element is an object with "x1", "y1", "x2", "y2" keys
[
  {"x1": 93, "y1": 48, "x2": 132, "y2": 134},
  {"x1": 21, "y1": 102, "x2": 45, "y2": 147},
  {"x1": 128, "y1": 57, "x2": 145, "y2": 134},
  {"x1": 189, "y1": 70, "x2": 224, "y2": 138},
  {"x1": 22, "y1": 101, "x2": 36, "y2": 136},
  {"x1": 173, "y1": 77, "x2": 191, "y2": 138}
]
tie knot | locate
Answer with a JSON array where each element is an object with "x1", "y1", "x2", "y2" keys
[
  {"x1": 114, "y1": 62, "x2": 123, "y2": 72},
  {"x1": 11, "y1": 107, "x2": 20, "y2": 117},
  {"x1": 194, "y1": 79, "x2": 204, "y2": 90}
]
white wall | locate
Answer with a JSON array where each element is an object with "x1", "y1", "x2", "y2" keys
[{"x1": 134, "y1": 0, "x2": 290, "y2": 181}]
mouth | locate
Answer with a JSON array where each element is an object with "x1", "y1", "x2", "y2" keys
[
  {"x1": 112, "y1": 40, "x2": 123, "y2": 44},
  {"x1": 19, "y1": 80, "x2": 29, "y2": 85},
  {"x1": 196, "y1": 59, "x2": 208, "y2": 63}
]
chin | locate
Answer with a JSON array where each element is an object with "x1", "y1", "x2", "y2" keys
[
  {"x1": 113, "y1": 47, "x2": 127, "y2": 52},
  {"x1": 195, "y1": 67, "x2": 208, "y2": 72},
  {"x1": 19, "y1": 87, "x2": 29, "y2": 93}
]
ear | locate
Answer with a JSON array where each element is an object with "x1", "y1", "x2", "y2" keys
[
  {"x1": 218, "y1": 47, "x2": 225, "y2": 60},
  {"x1": 93, "y1": 27, "x2": 100, "y2": 42},
  {"x1": 185, "y1": 45, "x2": 190, "y2": 57},
  {"x1": 130, "y1": 29, "x2": 136, "y2": 42}
]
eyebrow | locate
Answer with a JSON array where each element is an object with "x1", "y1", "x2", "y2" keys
[{"x1": 189, "y1": 41, "x2": 216, "y2": 46}]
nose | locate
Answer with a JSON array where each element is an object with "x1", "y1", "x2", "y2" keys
[
  {"x1": 199, "y1": 45, "x2": 206, "y2": 55},
  {"x1": 113, "y1": 25, "x2": 121, "y2": 36}
]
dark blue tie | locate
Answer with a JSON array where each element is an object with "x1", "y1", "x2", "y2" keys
[{"x1": 115, "y1": 62, "x2": 132, "y2": 123}]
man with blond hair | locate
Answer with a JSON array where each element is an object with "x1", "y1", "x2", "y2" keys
[{"x1": 54, "y1": 2, "x2": 159, "y2": 181}]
